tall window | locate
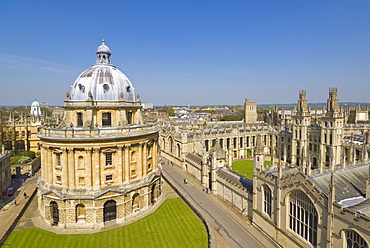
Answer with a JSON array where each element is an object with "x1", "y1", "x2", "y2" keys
[
  {"x1": 78, "y1": 156, "x2": 85, "y2": 169},
  {"x1": 132, "y1": 193, "x2": 140, "y2": 211},
  {"x1": 263, "y1": 185, "x2": 272, "y2": 217},
  {"x1": 77, "y1": 113, "x2": 83, "y2": 127},
  {"x1": 56, "y1": 154, "x2": 61, "y2": 167},
  {"x1": 105, "y1": 152, "x2": 112, "y2": 166},
  {"x1": 102, "y1": 112, "x2": 111, "y2": 126},
  {"x1": 289, "y1": 191, "x2": 318, "y2": 246},
  {"x1": 345, "y1": 230, "x2": 368, "y2": 248},
  {"x1": 127, "y1": 111, "x2": 133, "y2": 124}
]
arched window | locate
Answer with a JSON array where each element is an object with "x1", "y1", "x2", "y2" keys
[
  {"x1": 177, "y1": 144, "x2": 181, "y2": 157},
  {"x1": 132, "y1": 193, "x2": 140, "y2": 212},
  {"x1": 162, "y1": 138, "x2": 166, "y2": 151},
  {"x1": 76, "y1": 204, "x2": 86, "y2": 222},
  {"x1": 102, "y1": 112, "x2": 111, "y2": 126},
  {"x1": 150, "y1": 184, "x2": 157, "y2": 205},
  {"x1": 50, "y1": 201, "x2": 59, "y2": 224},
  {"x1": 169, "y1": 138, "x2": 173, "y2": 154},
  {"x1": 263, "y1": 185, "x2": 272, "y2": 217},
  {"x1": 289, "y1": 191, "x2": 318, "y2": 246},
  {"x1": 103, "y1": 200, "x2": 116, "y2": 222},
  {"x1": 78, "y1": 156, "x2": 84, "y2": 169},
  {"x1": 345, "y1": 230, "x2": 368, "y2": 248},
  {"x1": 205, "y1": 140, "x2": 209, "y2": 152}
]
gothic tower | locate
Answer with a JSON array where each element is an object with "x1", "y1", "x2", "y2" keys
[{"x1": 291, "y1": 90, "x2": 310, "y2": 168}]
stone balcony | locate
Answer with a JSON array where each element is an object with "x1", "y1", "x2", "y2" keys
[{"x1": 37, "y1": 123, "x2": 160, "y2": 140}]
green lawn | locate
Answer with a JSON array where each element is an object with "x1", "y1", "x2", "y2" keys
[
  {"x1": 232, "y1": 160, "x2": 271, "y2": 179},
  {"x1": 2, "y1": 198, "x2": 208, "y2": 248}
]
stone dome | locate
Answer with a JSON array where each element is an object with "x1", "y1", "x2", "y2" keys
[{"x1": 70, "y1": 40, "x2": 136, "y2": 102}]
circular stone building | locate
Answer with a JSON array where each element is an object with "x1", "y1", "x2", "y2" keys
[{"x1": 37, "y1": 40, "x2": 162, "y2": 228}]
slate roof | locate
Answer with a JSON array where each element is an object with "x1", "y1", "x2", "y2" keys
[
  {"x1": 218, "y1": 168, "x2": 253, "y2": 192},
  {"x1": 310, "y1": 163, "x2": 370, "y2": 216}
]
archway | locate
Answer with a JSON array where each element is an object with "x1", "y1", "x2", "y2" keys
[
  {"x1": 150, "y1": 184, "x2": 157, "y2": 205},
  {"x1": 50, "y1": 201, "x2": 59, "y2": 224},
  {"x1": 132, "y1": 193, "x2": 140, "y2": 212},
  {"x1": 75, "y1": 204, "x2": 86, "y2": 222},
  {"x1": 103, "y1": 200, "x2": 116, "y2": 222}
]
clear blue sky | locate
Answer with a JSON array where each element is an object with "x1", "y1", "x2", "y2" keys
[{"x1": 1, "y1": 1, "x2": 370, "y2": 106}]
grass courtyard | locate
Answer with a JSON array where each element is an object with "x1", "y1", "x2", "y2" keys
[
  {"x1": 231, "y1": 159, "x2": 272, "y2": 179},
  {"x1": 2, "y1": 198, "x2": 208, "y2": 248}
]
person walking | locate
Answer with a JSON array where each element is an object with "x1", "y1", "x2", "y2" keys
[
  {"x1": 14, "y1": 200, "x2": 17, "y2": 206},
  {"x1": 23, "y1": 192, "x2": 27, "y2": 198}
]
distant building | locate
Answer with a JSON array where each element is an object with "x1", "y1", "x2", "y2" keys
[
  {"x1": 30, "y1": 99, "x2": 42, "y2": 117},
  {"x1": 0, "y1": 153, "x2": 11, "y2": 197},
  {"x1": 141, "y1": 102, "x2": 153, "y2": 110},
  {"x1": 1, "y1": 102, "x2": 43, "y2": 154},
  {"x1": 244, "y1": 98, "x2": 257, "y2": 123}
]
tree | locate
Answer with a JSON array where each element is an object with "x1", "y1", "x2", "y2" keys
[{"x1": 167, "y1": 107, "x2": 175, "y2": 117}]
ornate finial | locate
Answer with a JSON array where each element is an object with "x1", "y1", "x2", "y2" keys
[{"x1": 102, "y1": 39, "x2": 105, "y2": 44}]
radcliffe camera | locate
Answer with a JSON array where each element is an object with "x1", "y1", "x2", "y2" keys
[{"x1": 1, "y1": 2, "x2": 370, "y2": 248}]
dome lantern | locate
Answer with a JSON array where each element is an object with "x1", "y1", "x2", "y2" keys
[{"x1": 96, "y1": 39, "x2": 112, "y2": 65}]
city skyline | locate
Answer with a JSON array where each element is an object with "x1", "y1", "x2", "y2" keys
[{"x1": 1, "y1": 1, "x2": 370, "y2": 106}]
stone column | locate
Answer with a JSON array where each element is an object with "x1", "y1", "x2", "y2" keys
[
  {"x1": 48, "y1": 147, "x2": 53, "y2": 184},
  {"x1": 85, "y1": 148, "x2": 93, "y2": 189},
  {"x1": 138, "y1": 143, "x2": 143, "y2": 178},
  {"x1": 41, "y1": 145, "x2": 47, "y2": 182},
  {"x1": 124, "y1": 145, "x2": 130, "y2": 182},
  {"x1": 143, "y1": 142, "x2": 148, "y2": 176},
  {"x1": 67, "y1": 148, "x2": 75, "y2": 189},
  {"x1": 93, "y1": 148, "x2": 100, "y2": 189},
  {"x1": 154, "y1": 139, "x2": 158, "y2": 170},
  {"x1": 117, "y1": 145, "x2": 123, "y2": 184},
  {"x1": 61, "y1": 148, "x2": 69, "y2": 187}
]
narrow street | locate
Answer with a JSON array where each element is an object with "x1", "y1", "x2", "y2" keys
[{"x1": 162, "y1": 163, "x2": 275, "y2": 248}]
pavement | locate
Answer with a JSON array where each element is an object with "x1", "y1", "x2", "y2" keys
[{"x1": 0, "y1": 174, "x2": 38, "y2": 246}]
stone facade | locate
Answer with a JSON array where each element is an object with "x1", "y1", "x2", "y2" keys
[
  {"x1": 0, "y1": 153, "x2": 11, "y2": 196},
  {"x1": 0, "y1": 113, "x2": 41, "y2": 154}
]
